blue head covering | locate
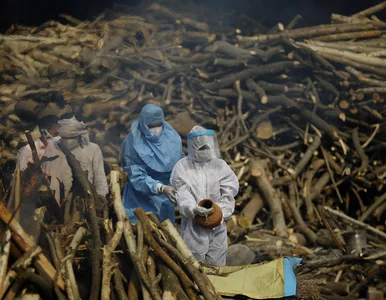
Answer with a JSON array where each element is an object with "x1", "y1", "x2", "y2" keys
[{"x1": 131, "y1": 104, "x2": 183, "y2": 172}]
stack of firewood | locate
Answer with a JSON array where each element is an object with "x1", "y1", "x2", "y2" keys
[
  {"x1": 1, "y1": 0, "x2": 386, "y2": 298},
  {"x1": 0, "y1": 136, "x2": 222, "y2": 300}
]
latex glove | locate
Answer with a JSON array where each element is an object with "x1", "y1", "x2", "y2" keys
[
  {"x1": 192, "y1": 206, "x2": 214, "y2": 217},
  {"x1": 162, "y1": 185, "x2": 177, "y2": 203}
]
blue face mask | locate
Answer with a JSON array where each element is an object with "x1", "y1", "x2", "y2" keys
[{"x1": 149, "y1": 126, "x2": 163, "y2": 136}]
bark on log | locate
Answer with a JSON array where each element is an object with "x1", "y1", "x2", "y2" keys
[
  {"x1": 102, "y1": 221, "x2": 124, "y2": 300},
  {"x1": 293, "y1": 136, "x2": 321, "y2": 178},
  {"x1": 237, "y1": 22, "x2": 386, "y2": 42},
  {"x1": 249, "y1": 159, "x2": 288, "y2": 237},
  {"x1": 158, "y1": 260, "x2": 189, "y2": 300},
  {"x1": 66, "y1": 227, "x2": 87, "y2": 300},
  {"x1": 313, "y1": 30, "x2": 382, "y2": 42},
  {"x1": 303, "y1": 43, "x2": 386, "y2": 68},
  {"x1": 288, "y1": 182, "x2": 318, "y2": 244},
  {"x1": 134, "y1": 208, "x2": 197, "y2": 300},
  {"x1": 110, "y1": 170, "x2": 162, "y2": 300},
  {"x1": 203, "y1": 61, "x2": 299, "y2": 90},
  {"x1": 149, "y1": 3, "x2": 209, "y2": 31},
  {"x1": 240, "y1": 193, "x2": 264, "y2": 223},
  {"x1": 0, "y1": 201, "x2": 65, "y2": 290},
  {"x1": 160, "y1": 220, "x2": 222, "y2": 300},
  {"x1": 0, "y1": 230, "x2": 11, "y2": 294},
  {"x1": 351, "y1": 1, "x2": 386, "y2": 17},
  {"x1": 324, "y1": 206, "x2": 386, "y2": 241}
]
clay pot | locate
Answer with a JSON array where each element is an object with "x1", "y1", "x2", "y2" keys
[{"x1": 194, "y1": 199, "x2": 223, "y2": 230}]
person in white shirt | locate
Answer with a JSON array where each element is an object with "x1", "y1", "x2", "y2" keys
[
  {"x1": 42, "y1": 117, "x2": 109, "y2": 203},
  {"x1": 17, "y1": 115, "x2": 60, "y2": 171}
]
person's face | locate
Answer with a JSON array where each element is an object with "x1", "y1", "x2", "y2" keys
[{"x1": 49, "y1": 124, "x2": 58, "y2": 137}]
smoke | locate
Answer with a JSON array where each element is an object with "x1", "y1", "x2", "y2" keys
[{"x1": 2, "y1": 0, "x2": 384, "y2": 33}]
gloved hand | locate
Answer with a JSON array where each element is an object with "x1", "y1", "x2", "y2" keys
[
  {"x1": 192, "y1": 206, "x2": 214, "y2": 217},
  {"x1": 162, "y1": 185, "x2": 177, "y2": 203}
]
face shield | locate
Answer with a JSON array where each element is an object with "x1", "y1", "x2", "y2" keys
[{"x1": 187, "y1": 127, "x2": 220, "y2": 162}]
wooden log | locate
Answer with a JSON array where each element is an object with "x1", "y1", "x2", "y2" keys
[
  {"x1": 303, "y1": 43, "x2": 386, "y2": 68},
  {"x1": 266, "y1": 95, "x2": 340, "y2": 140},
  {"x1": 148, "y1": 3, "x2": 209, "y2": 31},
  {"x1": 324, "y1": 206, "x2": 386, "y2": 240},
  {"x1": 245, "y1": 79, "x2": 268, "y2": 104},
  {"x1": 314, "y1": 30, "x2": 382, "y2": 42},
  {"x1": 237, "y1": 22, "x2": 386, "y2": 42},
  {"x1": 293, "y1": 136, "x2": 321, "y2": 178},
  {"x1": 330, "y1": 13, "x2": 372, "y2": 24},
  {"x1": 158, "y1": 260, "x2": 189, "y2": 300},
  {"x1": 240, "y1": 193, "x2": 264, "y2": 223},
  {"x1": 0, "y1": 230, "x2": 11, "y2": 293},
  {"x1": 160, "y1": 220, "x2": 222, "y2": 300},
  {"x1": 288, "y1": 182, "x2": 317, "y2": 244},
  {"x1": 352, "y1": 127, "x2": 369, "y2": 174},
  {"x1": 286, "y1": 15, "x2": 302, "y2": 30},
  {"x1": 66, "y1": 227, "x2": 87, "y2": 300},
  {"x1": 0, "y1": 270, "x2": 17, "y2": 299},
  {"x1": 305, "y1": 39, "x2": 386, "y2": 53},
  {"x1": 360, "y1": 191, "x2": 386, "y2": 222},
  {"x1": 203, "y1": 61, "x2": 299, "y2": 90},
  {"x1": 319, "y1": 52, "x2": 386, "y2": 77},
  {"x1": 102, "y1": 221, "x2": 124, "y2": 300},
  {"x1": 351, "y1": 1, "x2": 386, "y2": 18},
  {"x1": 51, "y1": 232, "x2": 75, "y2": 300},
  {"x1": 110, "y1": 170, "x2": 162, "y2": 300},
  {"x1": 249, "y1": 159, "x2": 288, "y2": 237},
  {"x1": 134, "y1": 208, "x2": 197, "y2": 300},
  {"x1": 0, "y1": 201, "x2": 65, "y2": 290}
]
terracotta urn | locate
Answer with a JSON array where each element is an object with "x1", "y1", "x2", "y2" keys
[{"x1": 194, "y1": 199, "x2": 223, "y2": 229}]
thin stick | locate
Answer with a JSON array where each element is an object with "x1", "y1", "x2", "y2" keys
[
  {"x1": 351, "y1": 1, "x2": 386, "y2": 17},
  {"x1": 13, "y1": 163, "x2": 20, "y2": 222},
  {"x1": 324, "y1": 206, "x2": 386, "y2": 240},
  {"x1": 321, "y1": 147, "x2": 344, "y2": 204},
  {"x1": 234, "y1": 80, "x2": 248, "y2": 134},
  {"x1": 361, "y1": 124, "x2": 380, "y2": 149}
]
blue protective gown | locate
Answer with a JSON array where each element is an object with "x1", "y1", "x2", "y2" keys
[{"x1": 120, "y1": 104, "x2": 184, "y2": 224}]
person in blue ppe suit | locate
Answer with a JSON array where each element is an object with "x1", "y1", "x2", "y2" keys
[
  {"x1": 120, "y1": 104, "x2": 184, "y2": 224},
  {"x1": 171, "y1": 125, "x2": 239, "y2": 266}
]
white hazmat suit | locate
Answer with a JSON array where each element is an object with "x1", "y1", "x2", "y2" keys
[{"x1": 171, "y1": 126, "x2": 239, "y2": 266}]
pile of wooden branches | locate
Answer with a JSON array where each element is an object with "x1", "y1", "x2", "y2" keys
[
  {"x1": 0, "y1": 137, "x2": 222, "y2": 299},
  {"x1": 1, "y1": 0, "x2": 386, "y2": 298}
]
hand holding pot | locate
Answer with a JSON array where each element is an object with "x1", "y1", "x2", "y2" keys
[{"x1": 193, "y1": 206, "x2": 214, "y2": 217}]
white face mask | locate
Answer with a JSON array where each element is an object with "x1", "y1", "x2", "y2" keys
[
  {"x1": 196, "y1": 149, "x2": 212, "y2": 162},
  {"x1": 149, "y1": 126, "x2": 163, "y2": 136}
]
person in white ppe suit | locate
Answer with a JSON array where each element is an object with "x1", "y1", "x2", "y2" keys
[
  {"x1": 170, "y1": 125, "x2": 239, "y2": 266},
  {"x1": 42, "y1": 117, "x2": 109, "y2": 204}
]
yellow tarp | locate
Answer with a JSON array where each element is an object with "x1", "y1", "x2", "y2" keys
[{"x1": 205, "y1": 258, "x2": 286, "y2": 299}]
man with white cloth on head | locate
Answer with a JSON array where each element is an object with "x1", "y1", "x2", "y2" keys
[
  {"x1": 171, "y1": 125, "x2": 239, "y2": 266},
  {"x1": 42, "y1": 117, "x2": 108, "y2": 204}
]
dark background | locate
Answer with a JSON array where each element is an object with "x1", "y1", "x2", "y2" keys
[{"x1": 0, "y1": 0, "x2": 385, "y2": 32}]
